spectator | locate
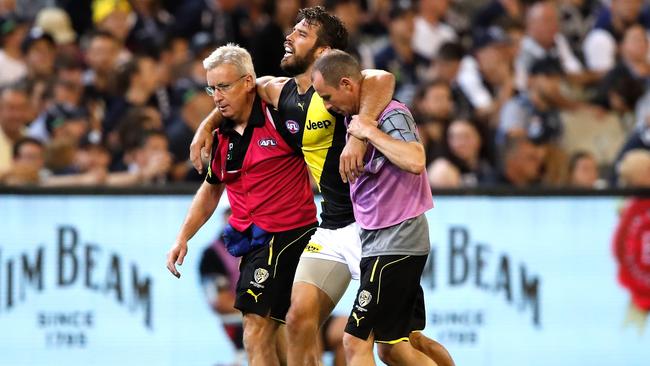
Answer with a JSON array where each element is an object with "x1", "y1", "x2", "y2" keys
[
  {"x1": 185, "y1": 32, "x2": 218, "y2": 88},
  {"x1": 472, "y1": 0, "x2": 525, "y2": 36},
  {"x1": 92, "y1": 0, "x2": 134, "y2": 44},
  {"x1": 617, "y1": 148, "x2": 650, "y2": 187},
  {"x1": 502, "y1": 18, "x2": 525, "y2": 63},
  {"x1": 0, "y1": 84, "x2": 31, "y2": 174},
  {"x1": 611, "y1": 125, "x2": 650, "y2": 184},
  {"x1": 429, "y1": 42, "x2": 474, "y2": 120},
  {"x1": 583, "y1": 0, "x2": 649, "y2": 73},
  {"x1": 250, "y1": 0, "x2": 300, "y2": 77},
  {"x1": 54, "y1": 57, "x2": 86, "y2": 107},
  {"x1": 567, "y1": 150, "x2": 602, "y2": 188},
  {"x1": 113, "y1": 106, "x2": 163, "y2": 170},
  {"x1": 42, "y1": 136, "x2": 108, "y2": 185},
  {"x1": 47, "y1": 104, "x2": 89, "y2": 144},
  {"x1": 498, "y1": 57, "x2": 565, "y2": 147},
  {"x1": 197, "y1": 0, "x2": 253, "y2": 48},
  {"x1": 328, "y1": 0, "x2": 366, "y2": 65},
  {"x1": 429, "y1": 119, "x2": 495, "y2": 187},
  {"x1": 103, "y1": 53, "x2": 160, "y2": 134},
  {"x1": 28, "y1": 58, "x2": 88, "y2": 142},
  {"x1": 619, "y1": 24, "x2": 650, "y2": 80},
  {"x1": 504, "y1": 57, "x2": 574, "y2": 185},
  {"x1": 167, "y1": 82, "x2": 215, "y2": 181},
  {"x1": 515, "y1": 1, "x2": 585, "y2": 91},
  {"x1": 141, "y1": 47, "x2": 175, "y2": 126},
  {"x1": 458, "y1": 26, "x2": 515, "y2": 126},
  {"x1": 412, "y1": 0, "x2": 457, "y2": 60},
  {"x1": 413, "y1": 80, "x2": 454, "y2": 165},
  {"x1": 35, "y1": 7, "x2": 79, "y2": 60},
  {"x1": 2, "y1": 0, "x2": 638, "y2": 189},
  {"x1": 28, "y1": 103, "x2": 89, "y2": 145},
  {"x1": 82, "y1": 30, "x2": 122, "y2": 110},
  {"x1": 609, "y1": 24, "x2": 650, "y2": 130},
  {"x1": 591, "y1": 65, "x2": 644, "y2": 130},
  {"x1": 5, "y1": 135, "x2": 103, "y2": 187},
  {"x1": 75, "y1": 141, "x2": 111, "y2": 177},
  {"x1": 127, "y1": 0, "x2": 174, "y2": 53},
  {"x1": 44, "y1": 135, "x2": 82, "y2": 175},
  {"x1": 21, "y1": 27, "x2": 58, "y2": 115},
  {"x1": 558, "y1": 0, "x2": 598, "y2": 61},
  {"x1": 160, "y1": 34, "x2": 191, "y2": 85},
  {"x1": 0, "y1": 13, "x2": 28, "y2": 87},
  {"x1": 358, "y1": 0, "x2": 391, "y2": 37},
  {"x1": 373, "y1": 2, "x2": 429, "y2": 105},
  {"x1": 22, "y1": 28, "x2": 57, "y2": 83},
  {"x1": 495, "y1": 136, "x2": 544, "y2": 187},
  {"x1": 122, "y1": 129, "x2": 172, "y2": 185},
  {"x1": 428, "y1": 157, "x2": 461, "y2": 188},
  {"x1": 2, "y1": 137, "x2": 44, "y2": 185}
]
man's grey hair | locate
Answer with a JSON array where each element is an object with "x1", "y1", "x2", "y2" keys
[{"x1": 202, "y1": 43, "x2": 256, "y2": 79}]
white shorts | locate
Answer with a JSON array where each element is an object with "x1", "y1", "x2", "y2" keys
[{"x1": 301, "y1": 222, "x2": 361, "y2": 280}]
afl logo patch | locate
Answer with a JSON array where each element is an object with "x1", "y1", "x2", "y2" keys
[
  {"x1": 258, "y1": 138, "x2": 277, "y2": 147},
  {"x1": 254, "y1": 268, "x2": 269, "y2": 284},
  {"x1": 286, "y1": 120, "x2": 300, "y2": 134},
  {"x1": 358, "y1": 290, "x2": 372, "y2": 307}
]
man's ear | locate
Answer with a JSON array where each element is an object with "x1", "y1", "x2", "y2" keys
[
  {"x1": 245, "y1": 75, "x2": 255, "y2": 92},
  {"x1": 340, "y1": 77, "x2": 354, "y2": 91},
  {"x1": 315, "y1": 46, "x2": 331, "y2": 59}
]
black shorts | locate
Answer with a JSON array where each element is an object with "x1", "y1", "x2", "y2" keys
[
  {"x1": 234, "y1": 222, "x2": 317, "y2": 322},
  {"x1": 411, "y1": 285, "x2": 426, "y2": 332},
  {"x1": 345, "y1": 254, "x2": 428, "y2": 343}
]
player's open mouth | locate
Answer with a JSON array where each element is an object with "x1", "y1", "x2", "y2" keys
[{"x1": 283, "y1": 43, "x2": 294, "y2": 58}]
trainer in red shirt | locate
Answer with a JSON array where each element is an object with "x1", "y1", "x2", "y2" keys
[{"x1": 166, "y1": 44, "x2": 317, "y2": 366}]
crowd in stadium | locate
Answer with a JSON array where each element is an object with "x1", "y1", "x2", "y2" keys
[{"x1": 1, "y1": 0, "x2": 650, "y2": 189}]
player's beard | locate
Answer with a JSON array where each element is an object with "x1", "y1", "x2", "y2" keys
[{"x1": 281, "y1": 45, "x2": 319, "y2": 76}]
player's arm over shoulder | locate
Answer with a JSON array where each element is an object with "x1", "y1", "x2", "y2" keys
[
  {"x1": 360, "y1": 69, "x2": 395, "y2": 92},
  {"x1": 358, "y1": 69, "x2": 395, "y2": 120},
  {"x1": 257, "y1": 76, "x2": 290, "y2": 109}
]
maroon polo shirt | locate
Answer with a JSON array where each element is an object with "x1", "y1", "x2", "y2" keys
[{"x1": 206, "y1": 95, "x2": 316, "y2": 232}]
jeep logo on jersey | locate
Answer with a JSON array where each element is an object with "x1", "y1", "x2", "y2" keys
[
  {"x1": 306, "y1": 119, "x2": 332, "y2": 130},
  {"x1": 258, "y1": 138, "x2": 277, "y2": 147},
  {"x1": 358, "y1": 290, "x2": 372, "y2": 307},
  {"x1": 286, "y1": 120, "x2": 300, "y2": 134}
]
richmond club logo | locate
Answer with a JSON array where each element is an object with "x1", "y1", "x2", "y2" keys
[
  {"x1": 254, "y1": 268, "x2": 269, "y2": 284},
  {"x1": 285, "y1": 120, "x2": 300, "y2": 134},
  {"x1": 358, "y1": 290, "x2": 372, "y2": 307}
]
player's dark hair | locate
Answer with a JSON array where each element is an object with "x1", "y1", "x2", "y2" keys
[{"x1": 296, "y1": 6, "x2": 348, "y2": 51}]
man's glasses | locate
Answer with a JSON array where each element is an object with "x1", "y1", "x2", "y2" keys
[{"x1": 205, "y1": 75, "x2": 248, "y2": 96}]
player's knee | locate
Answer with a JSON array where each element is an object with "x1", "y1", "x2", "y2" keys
[
  {"x1": 286, "y1": 286, "x2": 320, "y2": 331},
  {"x1": 342, "y1": 333, "x2": 356, "y2": 359},
  {"x1": 409, "y1": 331, "x2": 423, "y2": 348},
  {"x1": 342, "y1": 332, "x2": 370, "y2": 359},
  {"x1": 377, "y1": 343, "x2": 400, "y2": 365},
  {"x1": 286, "y1": 299, "x2": 318, "y2": 336},
  {"x1": 243, "y1": 315, "x2": 273, "y2": 352}
]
